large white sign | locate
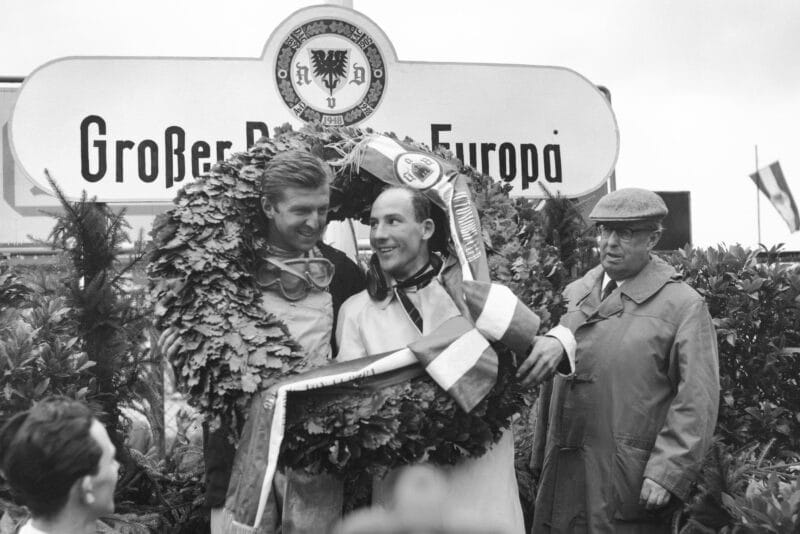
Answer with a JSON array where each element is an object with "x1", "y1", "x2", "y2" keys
[{"x1": 10, "y1": 5, "x2": 618, "y2": 202}]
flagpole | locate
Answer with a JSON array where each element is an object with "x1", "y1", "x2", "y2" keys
[{"x1": 755, "y1": 145, "x2": 761, "y2": 244}]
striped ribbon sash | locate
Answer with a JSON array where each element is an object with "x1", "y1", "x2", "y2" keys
[
  {"x1": 334, "y1": 134, "x2": 491, "y2": 283},
  {"x1": 222, "y1": 293, "x2": 540, "y2": 533}
]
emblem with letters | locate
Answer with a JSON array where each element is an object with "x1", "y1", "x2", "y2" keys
[
  {"x1": 394, "y1": 152, "x2": 445, "y2": 190},
  {"x1": 275, "y1": 18, "x2": 386, "y2": 126}
]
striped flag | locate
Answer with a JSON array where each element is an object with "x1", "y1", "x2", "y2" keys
[
  {"x1": 221, "y1": 316, "x2": 501, "y2": 533},
  {"x1": 461, "y1": 280, "x2": 541, "y2": 357},
  {"x1": 222, "y1": 348, "x2": 421, "y2": 533},
  {"x1": 409, "y1": 316, "x2": 498, "y2": 413},
  {"x1": 750, "y1": 161, "x2": 800, "y2": 232},
  {"x1": 221, "y1": 286, "x2": 541, "y2": 533}
]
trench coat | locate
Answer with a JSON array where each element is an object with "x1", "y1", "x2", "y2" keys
[{"x1": 531, "y1": 256, "x2": 719, "y2": 534}]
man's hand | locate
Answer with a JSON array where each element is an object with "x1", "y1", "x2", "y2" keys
[
  {"x1": 639, "y1": 478, "x2": 671, "y2": 510},
  {"x1": 517, "y1": 336, "x2": 565, "y2": 387},
  {"x1": 157, "y1": 327, "x2": 181, "y2": 360}
]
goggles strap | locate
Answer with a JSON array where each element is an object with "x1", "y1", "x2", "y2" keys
[{"x1": 265, "y1": 257, "x2": 314, "y2": 281}]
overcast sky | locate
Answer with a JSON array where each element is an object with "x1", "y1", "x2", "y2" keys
[{"x1": 1, "y1": 0, "x2": 799, "y2": 248}]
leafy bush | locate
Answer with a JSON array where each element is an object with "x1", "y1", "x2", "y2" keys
[
  {"x1": 0, "y1": 263, "x2": 30, "y2": 315},
  {"x1": 0, "y1": 181, "x2": 207, "y2": 531},
  {"x1": 679, "y1": 440, "x2": 800, "y2": 533},
  {"x1": 0, "y1": 277, "x2": 96, "y2": 421},
  {"x1": 668, "y1": 245, "x2": 800, "y2": 457}
]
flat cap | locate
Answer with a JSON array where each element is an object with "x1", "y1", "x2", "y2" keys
[{"x1": 589, "y1": 187, "x2": 668, "y2": 222}]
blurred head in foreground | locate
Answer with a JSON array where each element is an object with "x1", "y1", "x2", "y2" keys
[
  {"x1": 335, "y1": 465, "x2": 513, "y2": 534},
  {"x1": 0, "y1": 397, "x2": 119, "y2": 533}
]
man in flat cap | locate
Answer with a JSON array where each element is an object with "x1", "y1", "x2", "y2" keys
[{"x1": 520, "y1": 188, "x2": 719, "y2": 533}]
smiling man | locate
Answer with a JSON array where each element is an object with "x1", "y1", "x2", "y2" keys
[
  {"x1": 160, "y1": 150, "x2": 365, "y2": 533},
  {"x1": 216, "y1": 150, "x2": 364, "y2": 533},
  {"x1": 336, "y1": 186, "x2": 526, "y2": 533},
  {"x1": 529, "y1": 188, "x2": 720, "y2": 534},
  {"x1": 337, "y1": 186, "x2": 463, "y2": 358}
]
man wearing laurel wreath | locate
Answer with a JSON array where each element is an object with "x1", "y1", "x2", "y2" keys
[
  {"x1": 336, "y1": 187, "x2": 574, "y2": 534},
  {"x1": 161, "y1": 150, "x2": 365, "y2": 534}
]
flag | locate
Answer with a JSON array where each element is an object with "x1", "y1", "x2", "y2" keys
[
  {"x1": 750, "y1": 161, "x2": 800, "y2": 232},
  {"x1": 221, "y1": 292, "x2": 543, "y2": 532},
  {"x1": 460, "y1": 280, "x2": 541, "y2": 357},
  {"x1": 220, "y1": 317, "x2": 500, "y2": 533},
  {"x1": 222, "y1": 348, "x2": 421, "y2": 533},
  {"x1": 408, "y1": 316, "x2": 498, "y2": 413}
]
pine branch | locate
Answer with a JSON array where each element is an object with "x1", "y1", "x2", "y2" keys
[{"x1": 44, "y1": 169, "x2": 83, "y2": 229}]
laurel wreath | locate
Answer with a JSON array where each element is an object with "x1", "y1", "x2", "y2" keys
[{"x1": 148, "y1": 126, "x2": 562, "y2": 488}]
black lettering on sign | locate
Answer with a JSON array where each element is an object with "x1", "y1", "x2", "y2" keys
[
  {"x1": 498, "y1": 142, "x2": 516, "y2": 182},
  {"x1": 138, "y1": 140, "x2": 158, "y2": 183},
  {"x1": 520, "y1": 144, "x2": 538, "y2": 189},
  {"x1": 246, "y1": 122, "x2": 269, "y2": 148},
  {"x1": 427, "y1": 123, "x2": 565, "y2": 191},
  {"x1": 430, "y1": 123, "x2": 451, "y2": 150},
  {"x1": 191, "y1": 141, "x2": 211, "y2": 176},
  {"x1": 479, "y1": 143, "x2": 496, "y2": 175},
  {"x1": 165, "y1": 126, "x2": 186, "y2": 189},
  {"x1": 454, "y1": 142, "x2": 479, "y2": 170},
  {"x1": 544, "y1": 144, "x2": 562, "y2": 183},
  {"x1": 216, "y1": 141, "x2": 232, "y2": 163},
  {"x1": 77, "y1": 116, "x2": 258, "y2": 187},
  {"x1": 467, "y1": 143, "x2": 477, "y2": 169},
  {"x1": 80, "y1": 115, "x2": 107, "y2": 182},
  {"x1": 115, "y1": 140, "x2": 134, "y2": 183}
]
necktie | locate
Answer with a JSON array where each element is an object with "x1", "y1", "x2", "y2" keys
[
  {"x1": 393, "y1": 263, "x2": 437, "y2": 333},
  {"x1": 395, "y1": 288, "x2": 424, "y2": 333},
  {"x1": 601, "y1": 279, "x2": 618, "y2": 301}
]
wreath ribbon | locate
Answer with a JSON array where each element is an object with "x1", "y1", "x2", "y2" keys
[
  {"x1": 222, "y1": 280, "x2": 540, "y2": 533},
  {"x1": 333, "y1": 134, "x2": 491, "y2": 283}
]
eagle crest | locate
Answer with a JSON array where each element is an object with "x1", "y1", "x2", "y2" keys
[{"x1": 309, "y1": 49, "x2": 350, "y2": 96}]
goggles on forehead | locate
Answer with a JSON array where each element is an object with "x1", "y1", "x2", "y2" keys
[{"x1": 255, "y1": 255, "x2": 335, "y2": 301}]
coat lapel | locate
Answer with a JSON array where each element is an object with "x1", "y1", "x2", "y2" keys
[
  {"x1": 617, "y1": 256, "x2": 680, "y2": 305},
  {"x1": 572, "y1": 257, "x2": 680, "y2": 325},
  {"x1": 596, "y1": 289, "x2": 624, "y2": 318},
  {"x1": 574, "y1": 265, "x2": 603, "y2": 325}
]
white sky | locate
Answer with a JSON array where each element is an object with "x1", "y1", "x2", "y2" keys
[{"x1": 1, "y1": 0, "x2": 799, "y2": 248}]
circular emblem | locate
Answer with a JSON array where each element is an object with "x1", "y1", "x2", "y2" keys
[
  {"x1": 275, "y1": 19, "x2": 386, "y2": 127},
  {"x1": 394, "y1": 152, "x2": 444, "y2": 190}
]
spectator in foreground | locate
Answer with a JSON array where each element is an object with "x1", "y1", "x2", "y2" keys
[
  {"x1": 0, "y1": 397, "x2": 119, "y2": 534},
  {"x1": 334, "y1": 465, "x2": 513, "y2": 534}
]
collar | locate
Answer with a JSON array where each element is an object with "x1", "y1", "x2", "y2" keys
[
  {"x1": 375, "y1": 261, "x2": 441, "y2": 310},
  {"x1": 394, "y1": 262, "x2": 437, "y2": 291},
  {"x1": 576, "y1": 256, "x2": 680, "y2": 305},
  {"x1": 616, "y1": 256, "x2": 681, "y2": 303},
  {"x1": 601, "y1": 273, "x2": 623, "y2": 292}
]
